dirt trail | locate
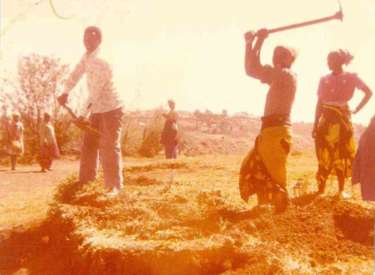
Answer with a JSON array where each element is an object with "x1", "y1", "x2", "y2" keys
[
  {"x1": 0, "y1": 159, "x2": 78, "y2": 231},
  {"x1": 0, "y1": 156, "x2": 165, "y2": 232}
]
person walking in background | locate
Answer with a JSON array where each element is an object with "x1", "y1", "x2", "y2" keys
[
  {"x1": 0, "y1": 111, "x2": 10, "y2": 158},
  {"x1": 352, "y1": 115, "x2": 375, "y2": 202},
  {"x1": 240, "y1": 29, "x2": 297, "y2": 212},
  {"x1": 313, "y1": 49, "x2": 372, "y2": 198},
  {"x1": 161, "y1": 99, "x2": 179, "y2": 159},
  {"x1": 39, "y1": 112, "x2": 60, "y2": 172},
  {"x1": 7, "y1": 112, "x2": 24, "y2": 171},
  {"x1": 58, "y1": 26, "x2": 124, "y2": 197}
]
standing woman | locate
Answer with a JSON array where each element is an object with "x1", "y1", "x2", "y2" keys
[
  {"x1": 7, "y1": 112, "x2": 24, "y2": 170},
  {"x1": 0, "y1": 113, "x2": 10, "y2": 157},
  {"x1": 161, "y1": 100, "x2": 179, "y2": 159},
  {"x1": 39, "y1": 112, "x2": 60, "y2": 172},
  {"x1": 313, "y1": 49, "x2": 372, "y2": 197}
]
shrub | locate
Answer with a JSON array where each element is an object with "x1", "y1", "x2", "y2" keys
[{"x1": 139, "y1": 110, "x2": 164, "y2": 157}]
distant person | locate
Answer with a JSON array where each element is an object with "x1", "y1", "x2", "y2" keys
[
  {"x1": 58, "y1": 26, "x2": 124, "y2": 197},
  {"x1": 39, "y1": 112, "x2": 60, "y2": 172},
  {"x1": 7, "y1": 112, "x2": 24, "y2": 170},
  {"x1": 0, "y1": 113, "x2": 10, "y2": 157},
  {"x1": 240, "y1": 29, "x2": 297, "y2": 212},
  {"x1": 161, "y1": 100, "x2": 179, "y2": 159},
  {"x1": 313, "y1": 49, "x2": 372, "y2": 198},
  {"x1": 352, "y1": 116, "x2": 375, "y2": 201}
]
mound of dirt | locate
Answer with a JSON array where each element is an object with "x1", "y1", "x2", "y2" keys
[
  {"x1": 333, "y1": 200, "x2": 374, "y2": 246},
  {"x1": 44, "y1": 166, "x2": 375, "y2": 273},
  {"x1": 1, "y1": 158, "x2": 373, "y2": 275},
  {"x1": 180, "y1": 132, "x2": 251, "y2": 156}
]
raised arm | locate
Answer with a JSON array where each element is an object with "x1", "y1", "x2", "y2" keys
[{"x1": 244, "y1": 29, "x2": 268, "y2": 79}]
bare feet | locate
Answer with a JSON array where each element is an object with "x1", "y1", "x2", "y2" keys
[
  {"x1": 317, "y1": 181, "x2": 326, "y2": 195},
  {"x1": 337, "y1": 191, "x2": 351, "y2": 200},
  {"x1": 106, "y1": 187, "x2": 120, "y2": 198}
]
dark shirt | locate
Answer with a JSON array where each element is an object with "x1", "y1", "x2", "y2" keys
[{"x1": 161, "y1": 110, "x2": 178, "y2": 145}]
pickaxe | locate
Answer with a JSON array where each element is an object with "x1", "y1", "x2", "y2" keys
[
  {"x1": 264, "y1": 0, "x2": 343, "y2": 34},
  {"x1": 61, "y1": 104, "x2": 100, "y2": 136}
]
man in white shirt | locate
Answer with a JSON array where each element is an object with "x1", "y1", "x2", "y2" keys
[{"x1": 58, "y1": 26, "x2": 124, "y2": 196}]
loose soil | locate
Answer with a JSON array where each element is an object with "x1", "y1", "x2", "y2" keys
[{"x1": 0, "y1": 155, "x2": 373, "y2": 275}]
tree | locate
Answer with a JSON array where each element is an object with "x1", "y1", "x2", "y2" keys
[
  {"x1": 15, "y1": 54, "x2": 73, "y2": 160},
  {"x1": 193, "y1": 109, "x2": 201, "y2": 129},
  {"x1": 139, "y1": 109, "x2": 164, "y2": 157}
]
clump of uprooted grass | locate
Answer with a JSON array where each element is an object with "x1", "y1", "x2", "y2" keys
[
  {"x1": 49, "y1": 176, "x2": 253, "y2": 275},
  {"x1": 50, "y1": 181, "x2": 374, "y2": 274},
  {"x1": 53, "y1": 176, "x2": 113, "y2": 208},
  {"x1": 126, "y1": 175, "x2": 163, "y2": 186},
  {"x1": 125, "y1": 160, "x2": 190, "y2": 173},
  {"x1": 43, "y1": 157, "x2": 375, "y2": 275}
]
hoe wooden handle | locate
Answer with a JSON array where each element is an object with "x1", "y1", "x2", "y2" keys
[
  {"x1": 268, "y1": 9, "x2": 343, "y2": 34},
  {"x1": 62, "y1": 104, "x2": 100, "y2": 137}
]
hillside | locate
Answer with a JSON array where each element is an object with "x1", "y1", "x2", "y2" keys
[{"x1": 122, "y1": 110, "x2": 366, "y2": 156}]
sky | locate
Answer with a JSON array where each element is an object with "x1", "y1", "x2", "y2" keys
[{"x1": 1, "y1": 0, "x2": 375, "y2": 124}]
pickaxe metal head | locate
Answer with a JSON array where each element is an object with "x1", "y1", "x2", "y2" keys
[
  {"x1": 267, "y1": 0, "x2": 344, "y2": 34},
  {"x1": 335, "y1": 0, "x2": 344, "y2": 21}
]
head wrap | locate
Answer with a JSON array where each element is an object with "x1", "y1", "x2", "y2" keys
[{"x1": 328, "y1": 49, "x2": 353, "y2": 66}]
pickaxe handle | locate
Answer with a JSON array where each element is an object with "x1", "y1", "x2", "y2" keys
[
  {"x1": 268, "y1": 10, "x2": 343, "y2": 34},
  {"x1": 62, "y1": 104, "x2": 78, "y2": 120},
  {"x1": 61, "y1": 104, "x2": 101, "y2": 136}
]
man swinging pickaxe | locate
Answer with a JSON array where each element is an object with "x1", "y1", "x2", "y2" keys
[
  {"x1": 258, "y1": 0, "x2": 343, "y2": 35},
  {"x1": 240, "y1": 1, "x2": 344, "y2": 212}
]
